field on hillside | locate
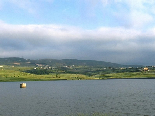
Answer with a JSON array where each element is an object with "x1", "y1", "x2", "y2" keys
[
  {"x1": 0, "y1": 66, "x2": 95, "y2": 82},
  {"x1": 0, "y1": 65, "x2": 155, "y2": 82}
]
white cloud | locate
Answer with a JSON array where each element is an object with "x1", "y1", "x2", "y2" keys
[
  {"x1": 124, "y1": 0, "x2": 155, "y2": 28},
  {"x1": 1, "y1": 0, "x2": 155, "y2": 65},
  {"x1": 130, "y1": 11, "x2": 153, "y2": 28},
  {"x1": 1, "y1": 0, "x2": 155, "y2": 30},
  {"x1": 90, "y1": 0, "x2": 155, "y2": 29},
  {"x1": 1, "y1": 22, "x2": 155, "y2": 65}
]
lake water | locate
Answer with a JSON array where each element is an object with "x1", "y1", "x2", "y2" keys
[{"x1": 1, "y1": 79, "x2": 155, "y2": 116}]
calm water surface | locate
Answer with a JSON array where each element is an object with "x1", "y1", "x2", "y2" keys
[{"x1": 1, "y1": 79, "x2": 155, "y2": 116}]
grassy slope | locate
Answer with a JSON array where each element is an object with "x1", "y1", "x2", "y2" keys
[
  {"x1": 0, "y1": 66, "x2": 155, "y2": 82},
  {"x1": 100, "y1": 72, "x2": 155, "y2": 79},
  {"x1": 0, "y1": 66, "x2": 94, "y2": 82}
]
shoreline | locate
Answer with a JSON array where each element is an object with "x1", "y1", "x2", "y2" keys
[
  {"x1": 109, "y1": 77, "x2": 155, "y2": 79},
  {"x1": 1, "y1": 77, "x2": 155, "y2": 82}
]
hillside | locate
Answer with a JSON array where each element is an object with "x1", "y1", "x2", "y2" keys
[
  {"x1": 0, "y1": 57, "x2": 142, "y2": 68},
  {"x1": 1, "y1": 57, "x2": 154, "y2": 82}
]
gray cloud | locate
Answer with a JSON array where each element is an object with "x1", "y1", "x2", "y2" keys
[{"x1": 1, "y1": 22, "x2": 155, "y2": 65}]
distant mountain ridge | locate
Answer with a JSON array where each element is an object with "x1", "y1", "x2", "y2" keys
[{"x1": 0, "y1": 57, "x2": 143, "y2": 68}]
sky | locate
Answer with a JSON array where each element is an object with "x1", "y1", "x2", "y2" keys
[{"x1": 0, "y1": 0, "x2": 155, "y2": 65}]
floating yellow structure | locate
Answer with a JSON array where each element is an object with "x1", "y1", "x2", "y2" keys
[
  {"x1": 144, "y1": 67, "x2": 149, "y2": 71},
  {"x1": 20, "y1": 83, "x2": 26, "y2": 88}
]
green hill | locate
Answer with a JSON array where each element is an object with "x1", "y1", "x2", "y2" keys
[{"x1": 0, "y1": 57, "x2": 142, "y2": 68}]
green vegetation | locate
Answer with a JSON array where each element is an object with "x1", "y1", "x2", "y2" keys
[
  {"x1": 0, "y1": 57, "x2": 155, "y2": 82},
  {"x1": 0, "y1": 66, "x2": 94, "y2": 82},
  {"x1": 0, "y1": 65, "x2": 155, "y2": 82}
]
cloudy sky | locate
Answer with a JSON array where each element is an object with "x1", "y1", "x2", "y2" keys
[{"x1": 0, "y1": 0, "x2": 155, "y2": 65}]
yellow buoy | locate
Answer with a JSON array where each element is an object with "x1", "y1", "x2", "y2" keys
[{"x1": 20, "y1": 83, "x2": 26, "y2": 88}]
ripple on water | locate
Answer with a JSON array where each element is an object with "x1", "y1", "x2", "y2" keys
[{"x1": 1, "y1": 79, "x2": 155, "y2": 116}]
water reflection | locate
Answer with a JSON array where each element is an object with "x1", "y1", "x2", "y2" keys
[{"x1": 0, "y1": 79, "x2": 155, "y2": 116}]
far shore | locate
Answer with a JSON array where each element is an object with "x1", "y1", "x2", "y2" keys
[
  {"x1": 1, "y1": 77, "x2": 155, "y2": 82},
  {"x1": 109, "y1": 77, "x2": 155, "y2": 79}
]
